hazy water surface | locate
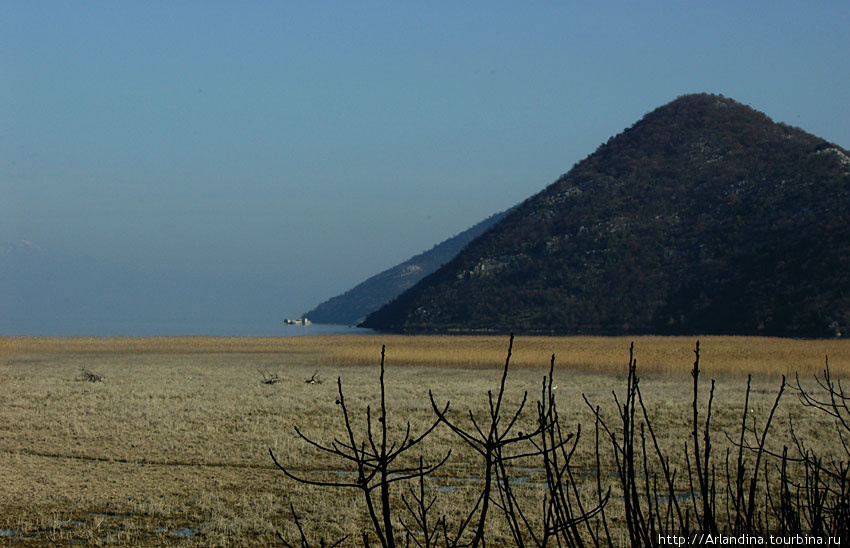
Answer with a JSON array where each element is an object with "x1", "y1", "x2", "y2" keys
[{"x1": 1, "y1": 320, "x2": 377, "y2": 338}]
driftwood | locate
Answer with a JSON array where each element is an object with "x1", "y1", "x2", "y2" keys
[
  {"x1": 259, "y1": 369, "x2": 283, "y2": 385},
  {"x1": 77, "y1": 368, "x2": 104, "y2": 382}
]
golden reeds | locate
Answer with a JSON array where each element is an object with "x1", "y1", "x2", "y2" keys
[{"x1": 0, "y1": 335, "x2": 845, "y2": 546}]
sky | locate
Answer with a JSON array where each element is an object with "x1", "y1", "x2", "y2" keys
[{"x1": 2, "y1": 2, "x2": 849, "y2": 332}]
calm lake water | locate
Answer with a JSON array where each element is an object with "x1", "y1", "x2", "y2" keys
[
  {"x1": 277, "y1": 324, "x2": 378, "y2": 337},
  {"x1": 1, "y1": 321, "x2": 378, "y2": 338}
]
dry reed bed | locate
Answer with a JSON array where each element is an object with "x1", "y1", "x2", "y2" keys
[
  {"x1": 0, "y1": 335, "x2": 846, "y2": 546},
  {"x1": 3, "y1": 334, "x2": 848, "y2": 376}
]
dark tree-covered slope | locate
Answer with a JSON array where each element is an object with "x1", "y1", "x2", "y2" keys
[
  {"x1": 362, "y1": 94, "x2": 850, "y2": 337},
  {"x1": 304, "y1": 211, "x2": 507, "y2": 325}
]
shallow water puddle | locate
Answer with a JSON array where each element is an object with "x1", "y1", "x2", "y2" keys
[
  {"x1": 88, "y1": 512, "x2": 130, "y2": 518},
  {"x1": 155, "y1": 526, "x2": 197, "y2": 538}
]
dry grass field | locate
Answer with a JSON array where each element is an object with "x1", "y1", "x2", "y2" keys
[{"x1": 0, "y1": 335, "x2": 847, "y2": 546}]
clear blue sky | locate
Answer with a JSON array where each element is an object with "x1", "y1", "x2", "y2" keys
[{"x1": 2, "y1": 1, "x2": 849, "y2": 323}]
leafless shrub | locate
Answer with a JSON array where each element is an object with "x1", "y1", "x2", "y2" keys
[
  {"x1": 793, "y1": 357, "x2": 850, "y2": 456},
  {"x1": 271, "y1": 345, "x2": 448, "y2": 548},
  {"x1": 259, "y1": 369, "x2": 283, "y2": 385},
  {"x1": 271, "y1": 337, "x2": 850, "y2": 546},
  {"x1": 429, "y1": 334, "x2": 606, "y2": 547},
  {"x1": 781, "y1": 358, "x2": 850, "y2": 537},
  {"x1": 276, "y1": 504, "x2": 347, "y2": 548},
  {"x1": 77, "y1": 368, "x2": 104, "y2": 382},
  {"x1": 272, "y1": 336, "x2": 605, "y2": 547}
]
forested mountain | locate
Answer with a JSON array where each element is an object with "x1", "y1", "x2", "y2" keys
[
  {"x1": 304, "y1": 211, "x2": 506, "y2": 325},
  {"x1": 362, "y1": 94, "x2": 850, "y2": 337}
]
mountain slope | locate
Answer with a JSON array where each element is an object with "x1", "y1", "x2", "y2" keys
[
  {"x1": 362, "y1": 94, "x2": 850, "y2": 337},
  {"x1": 304, "y1": 211, "x2": 507, "y2": 325}
]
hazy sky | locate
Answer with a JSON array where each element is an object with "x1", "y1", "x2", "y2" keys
[{"x1": 3, "y1": 2, "x2": 849, "y2": 321}]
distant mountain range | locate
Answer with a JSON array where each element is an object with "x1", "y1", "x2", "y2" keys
[
  {"x1": 304, "y1": 211, "x2": 507, "y2": 325},
  {"x1": 362, "y1": 94, "x2": 850, "y2": 337}
]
